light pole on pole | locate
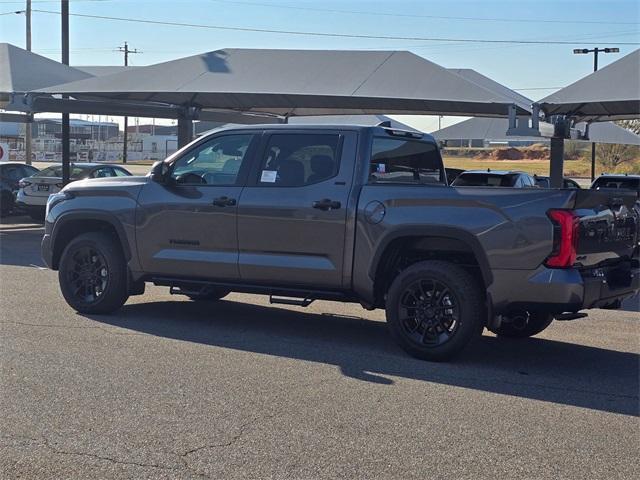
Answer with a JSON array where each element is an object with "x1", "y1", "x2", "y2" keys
[{"x1": 573, "y1": 47, "x2": 620, "y2": 182}]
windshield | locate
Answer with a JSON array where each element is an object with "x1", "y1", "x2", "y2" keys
[
  {"x1": 591, "y1": 177, "x2": 639, "y2": 191},
  {"x1": 33, "y1": 165, "x2": 92, "y2": 179},
  {"x1": 453, "y1": 173, "x2": 519, "y2": 187}
]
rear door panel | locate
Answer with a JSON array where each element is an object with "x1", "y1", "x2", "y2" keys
[{"x1": 237, "y1": 130, "x2": 358, "y2": 288}]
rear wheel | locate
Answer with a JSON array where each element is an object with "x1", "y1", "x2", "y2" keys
[
  {"x1": 385, "y1": 260, "x2": 484, "y2": 361},
  {"x1": 58, "y1": 232, "x2": 129, "y2": 314},
  {"x1": 488, "y1": 311, "x2": 554, "y2": 338}
]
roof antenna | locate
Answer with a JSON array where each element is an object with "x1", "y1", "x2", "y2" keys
[{"x1": 377, "y1": 120, "x2": 392, "y2": 128}]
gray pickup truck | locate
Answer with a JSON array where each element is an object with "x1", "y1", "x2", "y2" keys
[{"x1": 41, "y1": 124, "x2": 639, "y2": 360}]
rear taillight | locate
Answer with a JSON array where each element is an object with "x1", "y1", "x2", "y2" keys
[
  {"x1": 18, "y1": 180, "x2": 32, "y2": 188},
  {"x1": 545, "y1": 209, "x2": 579, "y2": 268}
]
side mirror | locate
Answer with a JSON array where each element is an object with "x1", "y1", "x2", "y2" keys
[{"x1": 149, "y1": 161, "x2": 169, "y2": 183}]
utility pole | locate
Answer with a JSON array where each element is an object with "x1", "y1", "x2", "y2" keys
[
  {"x1": 61, "y1": 0, "x2": 70, "y2": 185},
  {"x1": 573, "y1": 47, "x2": 619, "y2": 182},
  {"x1": 117, "y1": 42, "x2": 139, "y2": 163},
  {"x1": 24, "y1": 0, "x2": 32, "y2": 165}
]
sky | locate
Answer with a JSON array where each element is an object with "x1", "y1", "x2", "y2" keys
[{"x1": 1, "y1": 0, "x2": 639, "y2": 131}]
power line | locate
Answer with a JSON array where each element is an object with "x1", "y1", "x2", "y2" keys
[
  {"x1": 209, "y1": 0, "x2": 640, "y2": 26},
  {"x1": 28, "y1": 9, "x2": 640, "y2": 45},
  {"x1": 512, "y1": 87, "x2": 563, "y2": 91}
]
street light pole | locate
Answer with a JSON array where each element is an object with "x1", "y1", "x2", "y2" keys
[
  {"x1": 573, "y1": 47, "x2": 619, "y2": 182},
  {"x1": 24, "y1": 0, "x2": 32, "y2": 165},
  {"x1": 61, "y1": 0, "x2": 70, "y2": 185}
]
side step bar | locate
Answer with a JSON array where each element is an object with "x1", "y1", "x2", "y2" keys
[{"x1": 270, "y1": 296, "x2": 314, "y2": 307}]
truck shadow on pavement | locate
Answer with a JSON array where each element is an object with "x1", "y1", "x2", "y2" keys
[
  {"x1": 86, "y1": 299, "x2": 639, "y2": 417},
  {"x1": 0, "y1": 219, "x2": 45, "y2": 267}
]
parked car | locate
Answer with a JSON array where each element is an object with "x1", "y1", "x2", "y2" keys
[
  {"x1": 591, "y1": 174, "x2": 640, "y2": 192},
  {"x1": 0, "y1": 162, "x2": 40, "y2": 216},
  {"x1": 41, "y1": 125, "x2": 639, "y2": 361},
  {"x1": 17, "y1": 163, "x2": 131, "y2": 219},
  {"x1": 451, "y1": 170, "x2": 538, "y2": 188},
  {"x1": 534, "y1": 175, "x2": 582, "y2": 189}
]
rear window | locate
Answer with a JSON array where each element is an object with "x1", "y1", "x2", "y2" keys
[
  {"x1": 369, "y1": 137, "x2": 444, "y2": 184},
  {"x1": 591, "y1": 177, "x2": 639, "y2": 191},
  {"x1": 35, "y1": 165, "x2": 90, "y2": 179},
  {"x1": 453, "y1": 173, "x2": 519, "y2": 187}
]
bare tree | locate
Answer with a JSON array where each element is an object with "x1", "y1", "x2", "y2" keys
[
  {"x1": 616, "y1": 119, "x2": 640, "y2": 135},
  {"x1": 596, "y1": 142, "x2": 640, "y2": 170}
]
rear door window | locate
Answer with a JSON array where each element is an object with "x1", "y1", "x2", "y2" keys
[
  {"x1": 257, "y1": 133, "x2": 341, "y2": 187},
  {"x1": 369, "y1": 137, "x2": 444, "y2": 184}
]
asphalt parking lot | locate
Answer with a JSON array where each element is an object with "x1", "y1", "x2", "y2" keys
[{"x1": 1, "y1": 216, "x2": 638, "y2": 479}]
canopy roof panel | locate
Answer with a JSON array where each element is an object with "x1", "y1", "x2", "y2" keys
[
  {"x1": 37, "y1": 48, "x2": 529, "y2": 117},
  {"x1": 448, "y1": 68, "x2": 532, "y2": 111},
  {"x1": 432, "y1": 117, "x2": 640, "y2": 146},
  {"x1": 539, "y1": 49, "x2": 640, "y2": 121},
  {"x1": 0, "y1": 43, "x2": 92, "y2": 95}
]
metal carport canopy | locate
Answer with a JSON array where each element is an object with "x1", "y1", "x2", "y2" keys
[
  {"x1": 432, "y1": 117, "x2": 640, "y2": 146},
  {"x1": 36, "y1": 48, "x2": 530, "y2": 118},
  {"x1": 0, "y1": 42, "x2": 92, "y2": 99},
  {"x1": 1, "y1": 43, "x2": 184, "y2": 120},
  {"x1": 538, "y1": 49, "x2": 640, "y2": 122}
]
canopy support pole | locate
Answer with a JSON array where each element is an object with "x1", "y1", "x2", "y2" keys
[
  {"x1": 590, "y1": 142, "x2": 596, "y2": 182},
  {"x1": 177, "y1": 107, "x2": 200, "y2": 147},
  {"x1": 549, "y1": 116, "x2": 571, "y2": 188},
  {"x1": 549, "y1": 136, "x2": 565, "y2": 188},
  {"x1": 177, "y1": 114, "x2": 193, "y2": 148}
]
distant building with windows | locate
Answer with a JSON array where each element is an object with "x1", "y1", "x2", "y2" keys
[{"x1": 31, "y1": 118, "x2": 119, "y2": 141}]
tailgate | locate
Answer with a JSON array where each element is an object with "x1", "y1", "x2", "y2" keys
[{"x1": 573, "y1": 189, "x2": 638, "y2": 267}]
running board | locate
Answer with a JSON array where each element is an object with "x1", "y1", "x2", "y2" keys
[
  {"x1": 169, "y1": 285, "x2": 203, "y2": 296},
  {"x1": 270, "y1": 296, "x2": 314, "y2": 307}
]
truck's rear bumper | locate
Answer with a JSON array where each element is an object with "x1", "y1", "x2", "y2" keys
[
  {"x1": 488, "y1": 260, "x2": 639, "y2": 313},
  {"x1": 581, "y1": 261, "x2": 639, "y2": 309}
]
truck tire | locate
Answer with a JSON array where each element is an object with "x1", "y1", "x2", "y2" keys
[
  {"x1": 488, "y1": 311, "x2": 553, "y2": 338},
  {"x1": 187, "y1": 287, "x2": 230, "y2": 301},
  {"x1": 58, "y1": 232, "x2": 129, "y2": 314},
  {"x1": 385, "y1": 260, "x2": 484, "y2": 361}
]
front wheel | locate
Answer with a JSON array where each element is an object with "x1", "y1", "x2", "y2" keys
[
  {"x1": 58, "y1": 232, "x2": 129, "y2": 314},
  {"x1": 488, "y1": 311, "x2": 554, "y2": 338},
  {"x1": 385, "y1": 260, "x2": 484, "y2": 361}
]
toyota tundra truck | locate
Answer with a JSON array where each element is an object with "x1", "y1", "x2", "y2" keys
[{"x1": 41, "y1": 124, "x2": 639, "y2": 361}]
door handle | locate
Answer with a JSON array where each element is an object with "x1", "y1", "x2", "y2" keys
[
  {"x1": 312, "y1": 198, "x2": 341, "y2": 211},
  {"x1": 212, "y1": 196, "x2": 236, "y2": 207}
]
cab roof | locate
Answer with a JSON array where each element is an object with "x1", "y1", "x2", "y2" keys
[{"x1": 199, "y1": 123, "x2": 437, "y2": 143}]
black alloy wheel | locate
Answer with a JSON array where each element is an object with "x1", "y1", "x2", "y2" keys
[
  {"x1": 386, "y1": 260, "x2": 484, "y2": 361},
  {"x1": 58, "y1": 232, "x2": 129, "y2": 313},
  {"x1": 65, "y1": 246, "x2": 109, "y2": 304},
  {"x1": 397, "y1": 278, "x2": 460, "y2": 347}
]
